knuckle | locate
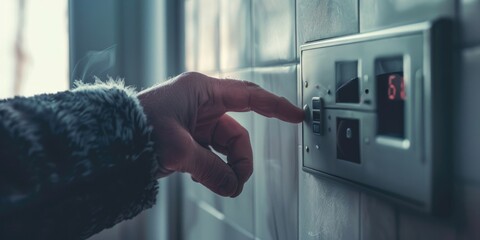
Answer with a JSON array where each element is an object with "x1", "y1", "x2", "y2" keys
[
  {"x1": 179, "y1": 71, "x2": 201, "y2": 79},
  {"x1": 242, "y1": 80, "x2": 259, "y2": 88},
  {"x1": 176, "y1": 71, "x2": 201, "y2": 85},
  {"x1": 240, "y1": 127, "x2": 250, "y2": 139},
  {"x1": 177, "y1": 71, "x2": 209, "y2": 84},
  {"x1": 242, "y1": 168, "x2": 254, "y2": 183},
  {"x1": 246, "y1": 167, "x2": 253, "y2": 178}
]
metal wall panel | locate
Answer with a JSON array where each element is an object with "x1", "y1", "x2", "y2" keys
[
  {"x1": 461, "y1": 0, "x2": 480, "y2": 46},
  {"x1": 456, "y1": 46, "x2": 480, "y2": 183}
]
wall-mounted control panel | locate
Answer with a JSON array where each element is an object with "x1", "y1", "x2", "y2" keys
[{"x1": 300, "y1": 20, "x2": 453, "y2": 215}]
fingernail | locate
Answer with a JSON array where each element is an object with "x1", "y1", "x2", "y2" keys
[
  {"x1": 230, "y1": 183, "x2": 244, "y2": 198},
  {"x1": 219, "y1": 175, "x2": 237, "y2": 196}
]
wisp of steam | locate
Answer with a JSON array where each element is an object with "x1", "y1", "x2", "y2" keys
[{"x1": 71, "y1": 44, "x2": 118, "y2": 82}]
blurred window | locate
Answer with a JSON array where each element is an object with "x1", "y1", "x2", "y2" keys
[{"x1": 0, "y1": 0, "x2": 68, "y2": 98}]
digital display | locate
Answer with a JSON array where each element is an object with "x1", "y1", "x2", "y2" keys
[
  {"x1": 376, "y1": 72, "x2": 405, "y2": 138},
  {"x1": 385, "y1": 73, "x2": 406, "y2": 101}
]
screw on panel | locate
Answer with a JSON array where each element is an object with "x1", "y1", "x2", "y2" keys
[
  {"x1": 315, "y1": 145, "x2": 320, "y2": 150},
  {"x1": 327, "y1": 89, "x2": 331, "y2": 95},
  {"x1": 346, "y1": 128, "x2": 352, "y2": 139},
  {"x1": 363, "y1": 74, "x2": 369, "y2": 82},
  {"x1": 304, "y1": 81, "x2": 308, "y2": 88},
  {"x1": 305, "y1": 146, "x2": 310, "y2": 153}
]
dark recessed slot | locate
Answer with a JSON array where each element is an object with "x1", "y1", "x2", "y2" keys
[
  {"x1": 336, "y1": 61, "x2": 360, "y2": 103},
  {"x1": 336, "y1": 118, "x2": 360, "y2": 163}
]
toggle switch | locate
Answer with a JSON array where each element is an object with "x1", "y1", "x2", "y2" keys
[
  {"x1": 312, "y1": 111, "x2": 321, "y2": 121},
  {"x1": 311, "y1": 97, "x2": 324, "y2": 135},
  {"x1": 312, "y1": 98, "x2": 321, "y2": 109}
]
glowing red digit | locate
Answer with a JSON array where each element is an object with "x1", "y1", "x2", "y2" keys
[
  {"x1": 388, "y1": 75, "x2": 396, "y2": 100},
  {"x1": 400, "y1": 77, "x2": 406, "y2": 100}
]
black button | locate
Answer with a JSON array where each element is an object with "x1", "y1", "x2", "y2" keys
[
  {"x1": 312, "y1": 98, "x2": 321, "y2": 109},
  {"x1": 313, "y1": 123, "x2": 321, "y2": 134}
]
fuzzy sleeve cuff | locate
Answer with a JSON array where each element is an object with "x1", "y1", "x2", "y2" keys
[{"x1": 0, "y1": 81, "x2": 159, "y2": 239}]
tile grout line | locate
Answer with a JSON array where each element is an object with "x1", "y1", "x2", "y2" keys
[
  {"x1": 359, "y1": 192, "x2": 362, "y2": 240},
  {"x1": 395, "y1": 208, "x2": 400, "y2": 240}
]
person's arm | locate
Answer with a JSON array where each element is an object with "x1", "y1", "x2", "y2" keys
[
  {"x1": 0, "y1": 72, "x2": 304, "y2": 239},
  {"x1": 0, "y1": 81, "x2": 159, "y2": 239}
]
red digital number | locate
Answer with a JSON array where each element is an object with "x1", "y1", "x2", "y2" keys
[
  {"x1": 388, "y1": 75, "x2": 396, "y2": 100},
  {"x1": 387, "y1": 74, "x2": 406, "y2": 101}
]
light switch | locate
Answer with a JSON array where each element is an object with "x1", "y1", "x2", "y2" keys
[{"x1": 300, "y1": 20, "x2": 453, "y2": 216}]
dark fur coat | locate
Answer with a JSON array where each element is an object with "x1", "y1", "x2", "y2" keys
[{"x1": 0, "y1": 81, "x2": 159, "y2": 239}]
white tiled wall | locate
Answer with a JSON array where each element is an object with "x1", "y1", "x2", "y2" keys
[
  {"x1": 359, "y1": 0, "x2": 454, "y2": 32},
  {"x1": 252, "y1": 0, "x2": 296, "y2": 65},
  {"x1": 253, "y1": 66, "x2": 298, "y2": 240},
  {"x1": 180, "y1": 0, "x2": 480, "y2": 239}
]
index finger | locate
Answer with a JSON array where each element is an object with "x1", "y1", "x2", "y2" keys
[{"x1": 215, "y1": 78, "x2": 304, "y2": 123}]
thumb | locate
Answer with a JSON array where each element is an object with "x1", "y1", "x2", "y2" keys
[{"x1": 186, "y1": 142, "x2": 239, "y2": 197}]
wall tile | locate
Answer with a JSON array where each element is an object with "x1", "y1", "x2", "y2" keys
[
  {"x1": 197, "y1": 0, "x2": 220, "y2": 72},
  {"x1": 219, "y1": 70, "x2": 255, "y2": 234},
  {"x1": 252, "y1": 65, "x2": 298, "y2": 240},
  {"x1": 360, "y1": 193, "x2": 396, "y2": 240},
  {"x1": 299, "y1": 173, "x2": 360, "y2": 240},
  {"x1": 88, "y1": 222, "x2": 122, "y2": 240},
  {"x1": 456, "y1": 184, "x2": 480, "y2": 239},
  {"x1": 461, "y1": 0, "x2": 480, "y2": 46},
  {"x1": 398, "y1": 212, "x2": 455, "y2": 240},
  {"x1": 297, "y1": 0, "x2": 358, "y2": 45},
  {"x1": 456, "y1": 46, "x2": 480, "y2": 183},
  {"x1": 253, "y1": 0, "x2": 296, "y2": 66},
  {"x1": 183, "y1": 173, "x2": 222, "y2": 209},
  {"x1": 183, "y1": 177, "x2": 255, "y2": 237},
  {"x1": 219, "y1": 0, "x2": 252, "y2": 71},
  {"x1": 181, "y1": 71, "x2": 255, "y2": 236},
  {"x1": 360, "y1": 0, "x2": 454, "y2": 32},
  {"x1": 184, "y1": 0, "x2": 198, "y2": 71},
  {"x1": 70, "y1": 0, "x2": 119, "y2": 83},
  {"x1": 182, "y1": 198, "x2": 255, "y2": 240}
]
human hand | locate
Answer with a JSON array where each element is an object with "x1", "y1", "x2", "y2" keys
[{"x1": 138, "y1": 72, "x2": 304, "y2": 197}]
